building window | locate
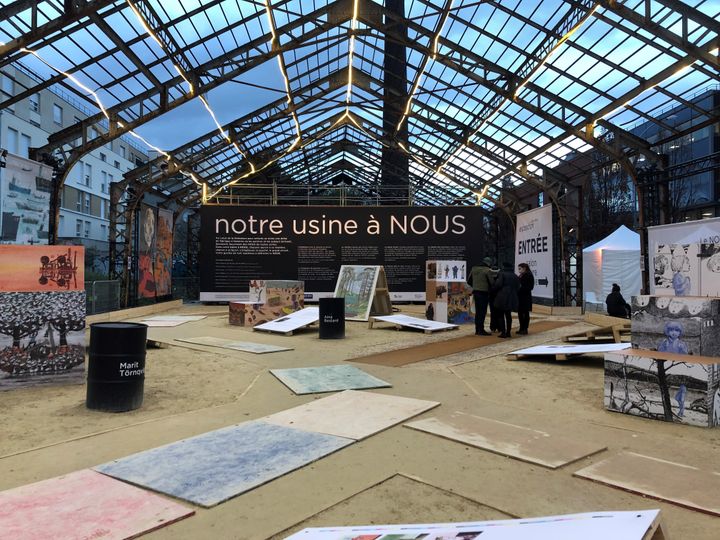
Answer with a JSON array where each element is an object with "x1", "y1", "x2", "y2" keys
[
  {"x1": 29, "y1": 93, "x2": 39, "y2": 112},
  {"x1": 119, "y1": 145, "x2": 126, "y2": 159},
  {"x1": 113, "y1": 160, "x2": 120, "y2": 169},
  {"x1": 100, "y1": 152, "x2": 106, "y2": 162},
  {"x1": 6, "y1": 128, "x2": 18, "y2": 154},
  {"x1": 20, "y1": 134, "x2": 31, "y2": 158},
  {"x1": 76, "y1": 219, "x2": 82, "y2": 237},
  {"x1": 90, "y1": 127, "x2": 98, "y2": 140},
  {"x1": 76, "y1": 191, "x2": 83, "y2": 212},
  {"x1": 1, "y1": 74, "x2": 13, "y2": 98},
  {"x1": 101, "y1": 223, "x2": 107, "y2": 240},
  {"x1": 84, "y1": 221, "x2": 91, "y2": 238},
  {"x1": 53, "y1": 104, "x2": 63, "y2": 125},
  {"x1": 101, "y1": 171, "x2": 107, "y2": 195},
  {"x1": 84, "y1": 193, "x2": 91, "y2": 213},
  {"x1": 84, "y1": 163, "x2": 92, "y2": 187},
  {"x1": 59, "y1": 215, "x2": 65, "y2": 235}
]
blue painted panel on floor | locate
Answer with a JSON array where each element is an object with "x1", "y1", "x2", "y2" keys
[
  {"x1": 270, "y1": 365, "x2": 391, "y2": 395},
  {"x1": 94, "y1": 421, "x2": 353, "y2": 507}
]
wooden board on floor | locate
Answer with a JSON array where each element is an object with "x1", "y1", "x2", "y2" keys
[
  {"x1": 368, "y1": 314, "x2": 459, "y2": 333},
  {"x1": 95, "y1": 421, "x2": 352, "y2": 508},
  {"x1": 574, "y1": 451, "x2": 720, "y2": 516},
  {"x1": 263, "y1": 390, "x2": 439, "y2": 440},
  {"x1": 405, "y1": 412, "x2": 606, "y2": 469},
  {"x1": 563, "y1": 323, "x2": 631, "y2": 343},
  {"x1": 585, "y1": 312, "x2": 629, "y2": 328},
  {"x1": 252, "y1": 307, "x2": 319, "y2": 336},
  {"x1": 0, "y1": 469, "x2": 194, "y2": 540}
]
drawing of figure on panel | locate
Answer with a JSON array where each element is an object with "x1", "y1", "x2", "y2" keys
[
  {"x1": 657, "y1": 321, "x2": 689, "y2": 355},
  {"x1": 138, "y1": 205, "x2": 157, "y2": 298},
  {"x1": 671, "y1": 252, "x2": 691, "y2": 296},
  {"x1": 653, "y1": 254, "x2": 670, "y2": 288},
  {"x1": 674, "y1": 384, "x2": 687, "y2": 417}
]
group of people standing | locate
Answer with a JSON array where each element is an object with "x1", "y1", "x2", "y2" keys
[{"x1": 467, "y1": 257, "x2": 535, "y2": 338}]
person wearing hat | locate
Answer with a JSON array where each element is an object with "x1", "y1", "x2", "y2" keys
[
  {"x1": 605, "y1": 283, "x2": 631, "y2": 318},
  {"x1": 467, "y1": 256, "x2": 497, "y2": 336},
  {"x1": 491, "y1": 261, "x2": 520, "y2": 338}
]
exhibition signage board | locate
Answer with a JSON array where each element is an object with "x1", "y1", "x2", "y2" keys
[
  {"x1": 199, "y1": 206, "x2": 483, "y2": 301},
  {"x1": 284, "y1": 510, "x2": 663, "y2": 540},
  {"x1": 514, "y1": 205, "x2": 553, "y2": 300}
]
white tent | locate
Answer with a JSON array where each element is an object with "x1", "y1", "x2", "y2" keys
[{"x1": 582, "y1": 225, "x2": 641, "y2": 306}]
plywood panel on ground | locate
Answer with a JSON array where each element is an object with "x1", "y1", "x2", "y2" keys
[
  {"x1": 270, "y1": 365, "x2": 391, "y2": 394},
  {"x1": 263, "y1": 390, "x2": 439, "y2": 440},
  {"x1": 0, "y1": 469, "x2": 193, "y2": 540},
  {"x1": 95, "y1": 421, "x2": 353, "y2": 508},
  {"x1": 574, "y1": 451, "x2": 720, "y2": 516},
  {"x1": 405, "y1": 412, "x2": 606, "y2": 469}
]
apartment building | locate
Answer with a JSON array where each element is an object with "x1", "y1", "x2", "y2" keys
[{"x1": 0, "y1": 64, "x2": 148, "y2": 272}]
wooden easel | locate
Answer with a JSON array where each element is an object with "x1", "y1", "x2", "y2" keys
[{"x1": 370, "y1": 267, "x2": 392, "y2": 316}]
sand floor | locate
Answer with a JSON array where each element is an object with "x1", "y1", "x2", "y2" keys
[{"x1": 1, "y1": 303, "x2": 719, "y2": 539}]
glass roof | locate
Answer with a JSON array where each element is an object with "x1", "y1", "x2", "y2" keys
[{"x1": 1, "y1": 0, "x2": 718, "y2": 209}]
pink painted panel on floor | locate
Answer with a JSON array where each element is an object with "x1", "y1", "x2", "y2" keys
[{"x1": 0, "y1": 469, "x2": 194, "y2": 540}]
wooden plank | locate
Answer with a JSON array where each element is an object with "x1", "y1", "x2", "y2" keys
[
  {"x1": 405, "y1": 412, "x2": 607, "y2": 469},
  {"x1": 574, "y1": 452, "x2": 720, "y2": 516},
  {"x1": 263, "y1": 390, "x2": 440, "y2": 441},
  {"x1": 585, "y1": 312, "x2": 629, "y2": 327},
  {"x1": 86, "y1": 299, "x2": 183, "y2": 325}
]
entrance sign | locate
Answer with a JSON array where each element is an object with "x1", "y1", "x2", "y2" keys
[
  {"x1": 200, "y1": 206, "x2": 483, "y2": 301},
  {"x1": 515, "y1": 205, "x2": 553, "y2": 300}
]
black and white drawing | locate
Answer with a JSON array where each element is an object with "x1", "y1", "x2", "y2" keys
[
  {"x1": 631, "y1": 295, "x2": 720, "y2": 357},
  {"x1": 0, "y1": 291, "x2": 86, "y2": 389},
  {"x1": 653, "y1": 243, "x2": 700, "y2": 296},
  {"x1": 605, "y1": 352, "x2": 720, "y2": 427},
  {"x1": 699, "y1": 243, "x2": 720, "y2": 297}
]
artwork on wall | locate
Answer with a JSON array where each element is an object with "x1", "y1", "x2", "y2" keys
[
  {"x1": 605, "y1": 352, "x2": 720, "y2": 427},
  {"x1": 653, "y1": 243, "x2": 700, "y2": 296},
  {"x1": 0, "y1": 245, "x2": 84, "y2": 291},
  {"x1": 333, "y1": 266, "x2": 383, "y2": 321},
  {"x1": 426, "y1": 260, "x2": 466, "y2": 282},
  {"x1": 631, "y1": 295, "x2": 720, "y2": 358},
  {"x1": 447, "y1": 282, "x2": 473, "y2": 324},
  {"x1": 138, "y1": 204, "x2": 157, "y2": 298},
  {"x1": 699, "y1": 243, "x2": 720, "y2": 297},
  {"x1": 0, "y1": 154, "x2": 52, "y2": 244},
  {"x1": 154, "y1": 208, "x2": 173, "y2": 297},
  {"x1": 0, "y1": 291, "x2": 86, "y2": 389},
  {"x1": 229, "y1": 280, "x2": 304, "y2": 326}
]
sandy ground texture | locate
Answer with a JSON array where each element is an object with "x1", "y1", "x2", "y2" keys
[{"x1": 1, "y1": 302, "x2": 719, "y2": 539}]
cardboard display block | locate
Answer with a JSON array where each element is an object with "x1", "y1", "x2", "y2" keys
[
  {"x1": 0, "y1": 469, "x2": 194, "y2": 539},
  {"x1": 426, "y1": 260, "x2": 467, "y2": 282},
  {"x1": 229, "y1": 280, "x2": 304, "y2": 326},
  {"x1": 0, "y1": 245, "x2": 84, "y2": 291},
  {"x1": 605, "y1": 351, "x2": 720, "y2": 427},
  {"x1": 631, "y1": 295, "x2": 720, "y2": 357},
  {"x1": 253, "y1": 307, "x2": 319, "y2": 335},
  {"x1": 425, "y1": 260, "x2": 472, "y2": 324}
]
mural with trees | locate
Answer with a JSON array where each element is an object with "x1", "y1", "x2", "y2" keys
[{"x1": 0, "y1": 291, "x2": 85, "y2": 388}]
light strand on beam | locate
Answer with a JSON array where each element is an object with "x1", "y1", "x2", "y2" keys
[
  {"x1": 125, "y1": 0, "x2": 254, "y2": 171},
  {"x1": 345, "y1": 0, "x2": 361, "y2": 107},
  {"x1": 263, "y1": 0, "x2": 302, "y2": 151},
  {"x1": 395, "y1": 0, "x2": 455, "y2": 134},
  {"x1": 19, "y1": 46, "x2": 204, "y2": 187},
  {"x1": 433, "y1": 2, "x2": 600, "y2": 187}
]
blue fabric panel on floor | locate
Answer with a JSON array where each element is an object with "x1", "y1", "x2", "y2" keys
[{"x1": 94, "y1": 421, "x2": 353, "y2": 507}]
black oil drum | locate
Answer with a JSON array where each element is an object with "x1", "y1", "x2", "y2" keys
[
  {"x1": 86, "y1": 322, "x2": 148, "y2": 412},
  {"x1": 319, "y1": 297, "x2": 345, "y2": 339}
]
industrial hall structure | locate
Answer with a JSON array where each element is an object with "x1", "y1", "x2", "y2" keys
[{"x1": 0, "y1": 1, "x2": 719, "y2": 539}]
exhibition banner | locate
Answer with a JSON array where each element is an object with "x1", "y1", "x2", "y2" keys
[
  {"x1": 0, "y1": 153, "x2": 53, "y2": 244},
  {"x1": 138, "y1": 204, "x2": 157, "y2": 298},
  {"x1": 515, "y1": 205, "x2": 553, "y2": 299},
  {"x1": 154, "y1": 208, "x2": 173, "y2": 296},
  {"x1": 200, "y1": 206, "x2": 484, "y2": 301}
]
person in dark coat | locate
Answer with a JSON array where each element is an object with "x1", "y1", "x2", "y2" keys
[
  {"x1": 467, "y1": 256, "x2": 496, "y2": 336},
  {"x1": 516, "y1": 263, "x2": 534, "y2": 335},
  {"x1": 605, "y1": 283, "x2": 631, "y2": 318},
  {"x1": 492, "y1": 261, "x2": 520, "y2": 338}
]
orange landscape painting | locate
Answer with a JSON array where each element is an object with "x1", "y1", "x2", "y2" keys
[{"x1": 0, "y1": 245, "x2": 85, "y2": 292}]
